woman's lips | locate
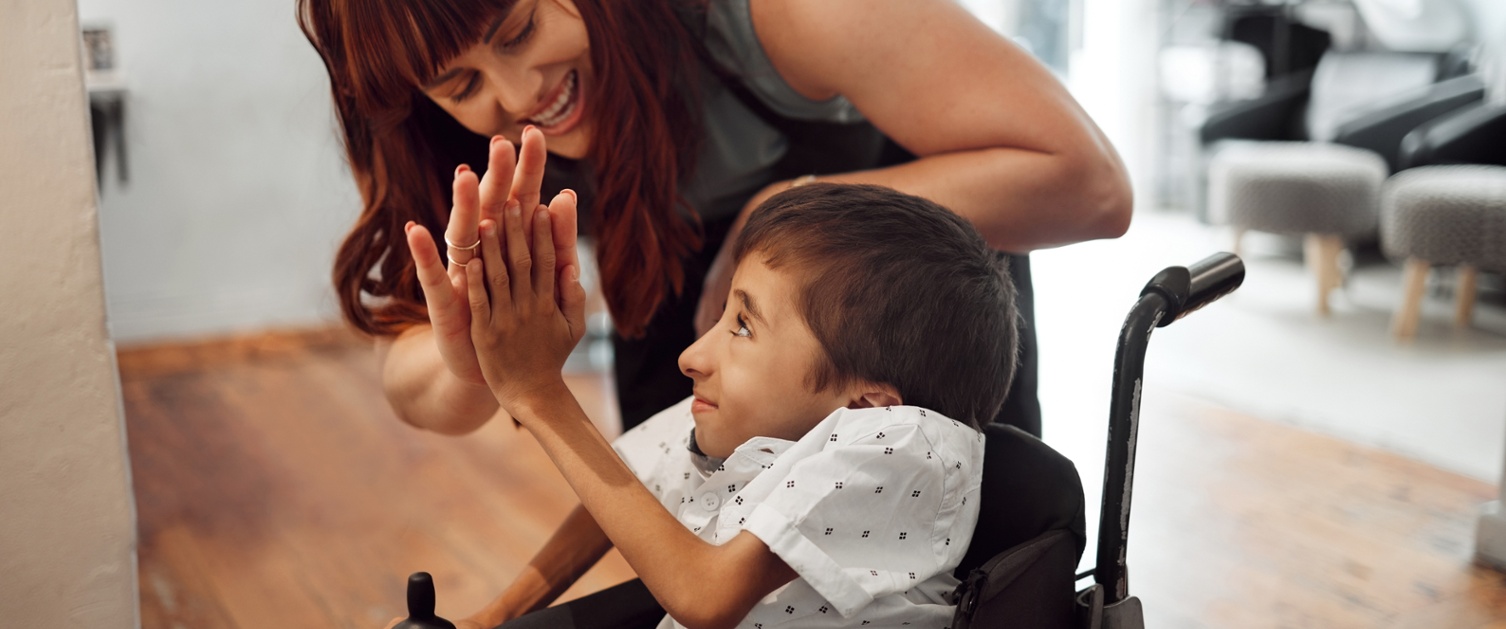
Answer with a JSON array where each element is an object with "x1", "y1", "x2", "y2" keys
[
  {"x1": 691, "y1": 397, "x2": 718, "y2": 413},
  {"x1": 524, "y1": 69, "x2": 584, "y2": 134}
]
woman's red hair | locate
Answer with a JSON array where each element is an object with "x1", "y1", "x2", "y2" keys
[{"x1": 297, "y1": 0, "x2": 706, "y2": 338}]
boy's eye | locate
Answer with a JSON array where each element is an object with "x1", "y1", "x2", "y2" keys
[{"x1": 730, "y1": 314, "x2": 751, "y2": 338}]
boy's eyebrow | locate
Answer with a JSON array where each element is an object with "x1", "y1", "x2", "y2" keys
[
  {"x1": 734, "y1": 289, "x2": 767, "y2": 326},
  {"x1": 423, "y1": 14, "x2": 511, "y2": 89}
]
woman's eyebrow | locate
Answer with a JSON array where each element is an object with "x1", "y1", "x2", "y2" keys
[
  {"x1": 423, "y1": 13, "x2": 512, "y2": 90},
  {"x1": 481, "y1": 13, "x2": 510, "y2": 44}
]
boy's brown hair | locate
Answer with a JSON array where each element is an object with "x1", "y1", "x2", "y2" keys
[{"x1": 733, "y1": 183, "x2": 1018, "y2": 429}]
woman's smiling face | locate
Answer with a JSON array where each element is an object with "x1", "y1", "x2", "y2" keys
[{"x1": 421, "y1": 0, "x2": 595, "y2": 158}]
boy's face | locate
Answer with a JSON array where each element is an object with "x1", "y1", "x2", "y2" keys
[{"x1": 678, "y1": 256, "x2": 856, "y2": 459}]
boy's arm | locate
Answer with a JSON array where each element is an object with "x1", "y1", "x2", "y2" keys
[
  {"x1": 467, "y1": 504, "x2": 615, "y2": 626},
  {"x1": 512, "y1": 387, "x2": 798, "y2": 629},
  {"x1": 465, "y1": 199, "x2": 796, "y2": 629}
]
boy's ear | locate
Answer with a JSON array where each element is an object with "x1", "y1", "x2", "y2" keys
[{"x1": 848, "y1": 382, "x2": 902, "y2": 409}]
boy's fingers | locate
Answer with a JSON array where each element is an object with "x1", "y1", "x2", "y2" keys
[
  {"x1": 480, "y1": 220, "x2": 508, "y2": 312},
  {"x1": 510, "y1": 126, "x2": 547, "y2": 212},
  {"x1": 548, "y1": 189, "x2": 580, "y2": 274},
  {"x1": 560, "y1": 265, "x2": 588, "y2": 343},
  {"x1": 446, "y1": 167, "x2": 481, "y2": 267},
  {"x1": 503, "y1": 201, "x2": 533, "y2": 303},
  {"x1": 464, "y1": 260, "x2": 489, "y2": 329},
  {"x1": 533, "y1": 206, "x2": 556, "y2": 302},
  {"x1": 478, "y1": 137, "x2": 516, "y2": 226}
]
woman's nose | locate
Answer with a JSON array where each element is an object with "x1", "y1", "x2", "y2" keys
[{"x1": 485, "y1": 65, "x2": 544, "y2": 121}]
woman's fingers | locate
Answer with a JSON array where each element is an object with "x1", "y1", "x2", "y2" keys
[
  {"x1": 407, "y1": 222, "x2": 456, "y2": 311},
  {"x1": 478, "y1": 137, "x2": 516, "y2": 227},
  {"x1": 446, "y1": 166, "x2": 482, "y2": 267},
  {"x1": 532, "y1": 206, "x2": 556, "y2": 302},
  {"x1": 502, "y1": 201, "x2": 534, "y2": 304},
  {"x1": 510, "y1": 126, "x2": 548, "y2": 215}
]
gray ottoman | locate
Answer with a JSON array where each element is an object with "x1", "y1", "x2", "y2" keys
[
  {"x1": 1381, "y1": 165, "x2": 1506, "y2": 339},
  {"x1": 1209, "y1": 142, "x2": 1389, "y2": 315}
]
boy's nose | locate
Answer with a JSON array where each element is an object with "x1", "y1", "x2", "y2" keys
[{"x1": 678, "y1": 331, "x2": 713, "y2": 380}]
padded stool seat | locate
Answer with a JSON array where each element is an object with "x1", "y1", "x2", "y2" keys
[
  {"x1": 1381, "y1": 165, "x2": 1506, "y2": 338},
  {"x1": 1209, "y1": 142, "x2": 1389, "y2": 315}
]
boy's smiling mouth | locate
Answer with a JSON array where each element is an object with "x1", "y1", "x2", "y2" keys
[{"x1": 691, "y1": 394, "x2": 718, "y2": 414}]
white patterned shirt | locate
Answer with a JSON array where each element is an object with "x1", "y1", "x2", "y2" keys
[{"x1": 612, "y1": 397, "x2": 985, "y2": 629}]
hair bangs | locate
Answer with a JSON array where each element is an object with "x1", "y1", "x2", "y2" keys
[{"x1": 335, "y1": 0, "x2": 516, "y2": 115}]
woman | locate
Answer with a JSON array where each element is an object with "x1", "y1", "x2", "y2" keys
[{"x1": 298, "y1": 0, "x2": 1128, "y2": 441}]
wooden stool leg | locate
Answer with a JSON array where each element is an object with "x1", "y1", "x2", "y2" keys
[
  {"x1": 1456, "y1": 265, "x2": 1479, "y2": 328},
  {"x1": 1305, "y1": 234, "x2": 1328, "y2": 316},
  {"x1": 1323, "y1": 235, "x2": 1345, "y2": 295},
  {"x1": 1305, "y1": 234, "x2": 1344, "y2": 316},
  {"x1": 1393, "y1": 258, "x2": 1430, "y2": 340}
]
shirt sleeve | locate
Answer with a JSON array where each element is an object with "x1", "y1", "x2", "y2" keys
[
  {"x1": 739, "y1": 422, "x2": 951, "y2": 618},
  {"x1": 611, "y1": 397, "x2": 694, "y2": 486}
]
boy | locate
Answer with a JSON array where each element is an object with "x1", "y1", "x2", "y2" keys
[{"x1": 458, "y1": 183, "x2": 1018, "y2": 628}]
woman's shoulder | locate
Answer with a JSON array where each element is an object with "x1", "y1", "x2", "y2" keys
[{"x1": 702, "y1": 0, "x2": 864, "y2": 123}]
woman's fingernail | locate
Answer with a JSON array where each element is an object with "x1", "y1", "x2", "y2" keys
[
  {"x1": 562, "y1": 189, "x2": 577, "y2": 201},
  {"x1": 491, "y1": 135, "x2": 503, "y2": 147},
  {"x1": 456, "y1": 164, "x2": 469, "y2": 175},
  {"x1": 405, "y1": 221, "x2": 415, "y2": 234}
]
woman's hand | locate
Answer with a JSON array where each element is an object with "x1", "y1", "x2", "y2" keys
[
  {"x1": 466, "y1": 192, "x2": 588, "y2": 415},
  {"x1": 403, "y1": 127, "x2": 576, "y2": 385}
]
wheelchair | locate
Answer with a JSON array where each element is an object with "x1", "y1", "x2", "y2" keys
[{"x1": 394, "y1": 253, "x2": 1245, "y2": 629}]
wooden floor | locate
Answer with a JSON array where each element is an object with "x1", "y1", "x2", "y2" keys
[{"x1": 118, "y1": 328, "x2": 1506, "y2": 628}]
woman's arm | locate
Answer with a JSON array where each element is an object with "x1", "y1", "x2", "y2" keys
[
  {"x1": 376, "y1": 329, "x2": 501, "y2": 436},
  {"x1": 465, "y1": 504, "x2": 618, "y2": 626},
  {"x1": 752, "y1": 0, "x2": 1133, "y2": 252}
]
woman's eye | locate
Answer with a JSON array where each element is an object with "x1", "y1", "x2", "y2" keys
[
  {"x1": 730, "y1": 314, "x2": 751, "y2": 338},
  {"x1": 499, "y1": 14, "x2": 536, "y2": 50},
  {"x1": 449, "y1": 74, "x2": 481, "y2": 104}
]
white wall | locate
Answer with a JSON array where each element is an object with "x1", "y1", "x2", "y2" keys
[
  {"x1": 0, "y1": 0, "x2": 138, "y2": 625},
  {"x1": 77, "y1": 0, "x2": 361, "y2": 343}
]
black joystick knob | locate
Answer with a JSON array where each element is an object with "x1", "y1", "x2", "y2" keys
[{"x1": 392, "y1": 572, "x2": 458, "y2": 629}]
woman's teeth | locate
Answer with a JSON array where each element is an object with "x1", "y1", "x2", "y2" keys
[{"x1": 528, "y1": 71, "x2": 579, "y2": 129}]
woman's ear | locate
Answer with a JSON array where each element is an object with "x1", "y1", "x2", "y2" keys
[{"x1": 848, "y1": 383, "x2": 901, "y2": 409}]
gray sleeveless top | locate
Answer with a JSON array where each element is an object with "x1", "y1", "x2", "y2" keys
[{"x1": 681, "y1": 0, "x2": 867, "y2": 223}]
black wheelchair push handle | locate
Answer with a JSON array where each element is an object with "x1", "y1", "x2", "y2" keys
[
  {"x1": 393, "y1": 572, "x2": 458, "y2": 629},
  {"x1": 1140, "y1": 252, "x2": 1244, "y2": 327},
  {"x1": 1094, "y1": 253, "x2": 1244, "y2": 605}
]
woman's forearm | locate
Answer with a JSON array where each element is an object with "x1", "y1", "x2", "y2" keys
[
  {"x1": 377, "y1": 326, "x2": 501, "y2": 435},
  {"x1": 799, "y1": 145, "x2": 1132, "y2": 253},
  {"x1": 469, "y1": 504, "x2": 616, "y2": 626}
]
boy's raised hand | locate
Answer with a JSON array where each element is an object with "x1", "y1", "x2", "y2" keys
[{"x1": 466, "y1": 190, "x2": 588, "y2": 413}]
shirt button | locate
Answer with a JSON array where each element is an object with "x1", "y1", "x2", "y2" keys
[{"x1": 701, "y1": 493, "x2": 720, "y2": 511}]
